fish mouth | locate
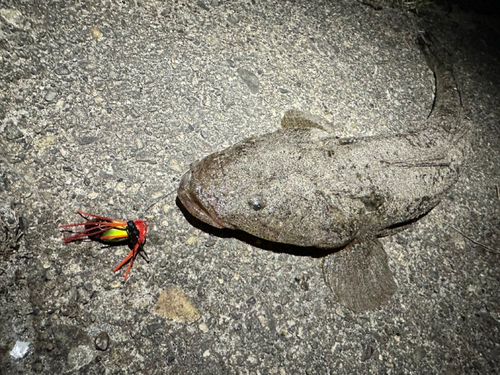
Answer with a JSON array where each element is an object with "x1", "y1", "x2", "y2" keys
[{"x1": 177, "y1": 170, "x2": 226, "y2": 229}]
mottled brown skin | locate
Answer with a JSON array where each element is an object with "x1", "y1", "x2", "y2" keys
[{"x1": 178, "y1": 36, "x2": 466, "y2": 312}]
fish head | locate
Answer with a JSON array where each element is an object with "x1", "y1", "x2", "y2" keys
[
  {"x1": 177, "y1": 130, "x2": 359, "y2": 247},
  {"x1": 177, "y1": 140, "x2": 272, "y2": 231}
]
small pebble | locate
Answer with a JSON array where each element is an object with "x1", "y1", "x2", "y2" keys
[
  {"x1": 135, "y1": 138, "x2": 144, "y2": 150},
  {"x1": 169, "y1": 159, "x2": 181, "y2": 172},
  {"x1": 111, "y1": 281, "x2": 121, "y2": 288},
  {"x1": 197, "y1": 1, "x2": 210, "y2": 11},
  {"x1": 204, "y1": 235, "x2": 217, "y2": 247},
  {"x1": 55, "y1": 65, "x2": 70, "y2": 75},
  {"x1": 227, "y1": 15, "x2": 238, "y2": 24},
  {"x1": 0, "y1": 9, "x2": 24, "y2": 29},
  {"x1": 77, "y1": 136, "x2": 98, "y2": 145},
  {"x1": 361, "y1": 344, "x2": 375, "y2": 361},
  {"x1": 91, "y1": 26, "x2": 102, "y2": 39},
  {"x1": 4, "y1": 120, "x2": 23, "y2": 140},
  {"x1": 95, "y1": 332, "x2": 109, "y2": 351},
  {"x1": 45, "y1": 90, "x2": 57, "y2": 102},
  {"x1": 237, "y1": 68, "x2": 260, "y2": 94},
  {"x1": 413, "y1": 347, "x2": 426, "y2": 364}
]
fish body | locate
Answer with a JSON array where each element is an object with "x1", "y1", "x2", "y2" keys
[
  {"x1": 179, "y1": 125, "x2": 459, "y2": 248},
  {"x1": 177, "y1": 36, "x2": 466, "y2": 312}
]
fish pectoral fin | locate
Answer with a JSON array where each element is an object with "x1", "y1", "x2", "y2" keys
[
  {"x1": 323, "y1": 238, "x2": 397, "y2": 313},
  {"x1": 281, "y1": 109, "x2": 332, "y2": 132}
]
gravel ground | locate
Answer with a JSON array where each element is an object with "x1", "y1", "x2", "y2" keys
[{"x1": 0, "y1": 0, "x2": 499, "y2": 374}]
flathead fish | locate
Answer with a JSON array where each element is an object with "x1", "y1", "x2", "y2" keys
[{"x1": 178, "y1": 35, "x2": 467, "y2": 312}]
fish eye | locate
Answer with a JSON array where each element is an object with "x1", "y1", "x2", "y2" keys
[{"x1": 248, "y1": 196, "x2": 266, "y2": 211}]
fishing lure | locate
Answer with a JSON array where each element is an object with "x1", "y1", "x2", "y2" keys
[{"x1": 60, "y1": 210, "x2": 148, "y2": 280}]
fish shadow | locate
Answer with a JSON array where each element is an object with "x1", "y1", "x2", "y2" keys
[{"x1": 176, "y1": 197, "x2": 338, "y2": 258}]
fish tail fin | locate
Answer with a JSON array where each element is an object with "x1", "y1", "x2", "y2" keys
[{"x1": 416, "y1": 32, "x2": 464, "y2": 135}]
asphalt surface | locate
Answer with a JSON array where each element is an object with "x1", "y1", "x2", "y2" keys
[{"x1": 1, "y1": 0, "x2": 499, "y2": 374}]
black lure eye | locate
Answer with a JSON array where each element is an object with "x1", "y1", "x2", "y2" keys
[{"x1": 126, "y1": 220, "x2": 139, "y2": 244}]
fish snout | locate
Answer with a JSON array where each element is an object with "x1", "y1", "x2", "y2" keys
[{"x1": 177, "y1": 169, "x2": 226, "y2": 229}]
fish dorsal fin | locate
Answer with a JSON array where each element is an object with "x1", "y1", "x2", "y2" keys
[{"x1": 281, "y1": 110, "x2": 332, "y2": 132}]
